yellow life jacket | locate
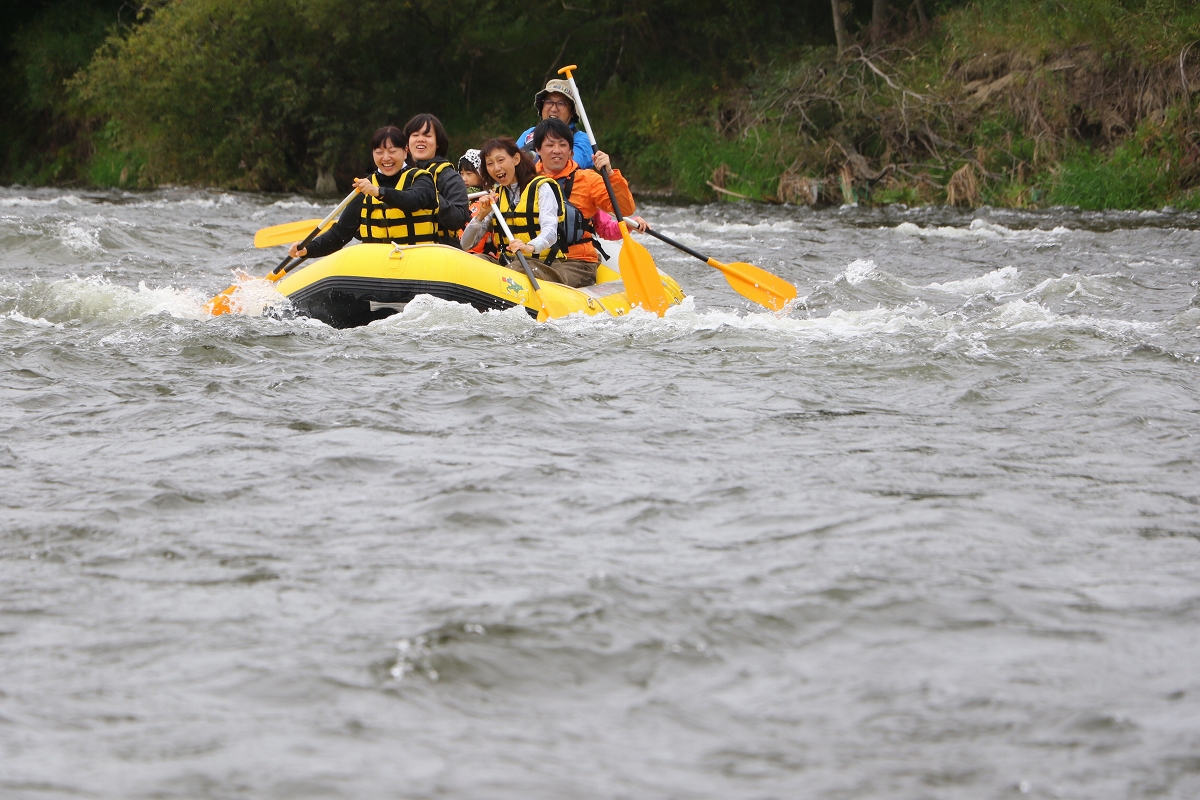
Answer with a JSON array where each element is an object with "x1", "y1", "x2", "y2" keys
[
  {"x1": 492, "y1": 175, "x2": 566, "y2": 262},
  {"x1": 427, "y1": 160, "x2": 460, "y2": 246},
  {"x1": 359, "y1": 169, "x2": 439, "y2": 245}
]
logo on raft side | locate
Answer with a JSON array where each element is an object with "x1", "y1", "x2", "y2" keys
[{"x1": 501, "y1": 276, "x2": 526, "y2": 298}]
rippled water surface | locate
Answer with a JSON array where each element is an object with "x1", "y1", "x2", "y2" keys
[{"x1": 3, "y1": 187, "x2": 1200, "y2": 799}]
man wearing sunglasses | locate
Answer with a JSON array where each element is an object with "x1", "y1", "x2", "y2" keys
[{"x1": 515, "y1": 78, "x2": 595, "y2": 170}]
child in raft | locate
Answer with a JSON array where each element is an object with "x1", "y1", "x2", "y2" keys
[
  {"x1": 457, "y1": 149, "x2": 490, "y2": 256},
  {"x1": 288, "y1": 126, "x2": 438, "y2": 260},
  {"x1": 458, "y1": 148, "x2": 486, "y2": 191}
]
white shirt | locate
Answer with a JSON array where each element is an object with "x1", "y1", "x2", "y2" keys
[{"x1": 462, "y1": 183, "x2": 559, "y2": 252}]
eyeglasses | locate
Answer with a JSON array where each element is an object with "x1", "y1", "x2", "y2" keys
[{"x1": 544, "y1": 99, "x2": 572, "y2": 110}]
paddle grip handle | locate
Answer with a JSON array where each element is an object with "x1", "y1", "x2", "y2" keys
[
  {"x1": 558, "y1": 67, "x2": 598, "y2": 148},
  {"x1": 644, "y1": 228, "x2": 710, "y2": 264}
]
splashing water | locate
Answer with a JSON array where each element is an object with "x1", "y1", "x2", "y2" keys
[{"x1": 2, "y1": 187, "x2": 1200, "y2": 799}]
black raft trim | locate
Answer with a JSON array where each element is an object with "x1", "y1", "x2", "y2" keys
[{"x1": 286, "y1": 276, "x2": 536, "y2": 328}]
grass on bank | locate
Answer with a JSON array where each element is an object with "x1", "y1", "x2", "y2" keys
[{"x1": 592, "y1": 0, "x2": 1200, "y2": 210}]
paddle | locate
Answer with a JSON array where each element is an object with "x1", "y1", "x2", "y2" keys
[
  {"x1": 254, "y1": 218, "x2": 329, "y2": 249},
  {"x1": 556, "y1": 65, "x2": 671, "y2": 316},
  {"x1": 642, "y1": 228, "x2": 797, "y2": 312},
  {"x1": 204, "y1": 187, "x2": 359, "y2": 316},
  {"x1": 490, "y1": 193, "x2": 570, "y2": 322},
  {"x1": 252, "y1": 191, "x2": 488, "y2": 250}
]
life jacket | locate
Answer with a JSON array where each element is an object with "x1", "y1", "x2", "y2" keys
[
  {"x1": 426, "y1": 160, "x2": 462, "y2": 246},
  {"x1": 359, "y1": 169, "x2": 439, "y2": 245},
  {"x1": 545, "y1": 168, "x2": 610, "y2": 264},
  {"x1": 492, "y1": 175, "x2": 566, "y2": 263}
]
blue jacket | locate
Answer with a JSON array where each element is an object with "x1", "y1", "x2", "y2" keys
[{"x1": 517, "y1": 124, "x2": 594, "y2": 169}]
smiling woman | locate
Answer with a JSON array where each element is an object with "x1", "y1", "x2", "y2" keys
[
  {"x1": 288, "y1": 125, "x2": 440, "y2": 260},
  {"x1": 459, "y1": 136, "x2": 599, "y2": 287},
  {"x1": 402, "y1": 113, "x2": 470, "y2": 248}
]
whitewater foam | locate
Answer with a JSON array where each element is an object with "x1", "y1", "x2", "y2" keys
[
  {"x1": 370, "y1": 294, "x2": 539, "y2": 336},
  {"x1": 269, "y1": 199, "x2": 326, "y2": 210},
  {"x1": 61, "y1": 222, "x2": 103, "y2": 252},
  {"x1": 1, "y1": 310, "x2": 59, "y2": 327},
  {"x1": 928, "y1": 266, "x2": 1020, "y2": 295},
  {"x1": 0, "y1": 194, "x2": 86, "y2": 208},
  {"x1": 9, "y1": 275, "x2": 212, "y2": 324},
  {"x1": 841, "y1": 259, "x2": 878, "y2": 286},
  {"x1": 894, "y1": 218, "x2": 1071, "y2": 241}
]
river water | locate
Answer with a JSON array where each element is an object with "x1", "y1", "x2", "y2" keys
[{"x1": 2, "y1": 187, "x2": 1199, "y2": 799}]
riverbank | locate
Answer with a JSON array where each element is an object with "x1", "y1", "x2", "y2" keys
[
  {"x1": 592, "y1": 0, "x2": 1200, "y2": 211},
  {"x1": 6, "y1": 0, "x2": 1200, "y2": 211}
]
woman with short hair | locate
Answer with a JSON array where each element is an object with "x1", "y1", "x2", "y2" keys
[
  {"x1": 289, "y1": 126, "x2": 438, "y2": 260},
  {"x1": 402, "y1": 113, "x2": 471, "y2": 247}
]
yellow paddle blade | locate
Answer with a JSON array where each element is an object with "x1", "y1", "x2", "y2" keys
[
  {"x1": 203, "y1": 286, "x2": 236, "y2": 316},
  {"x1": 618, "y1": 224, "x2": 671, "y2": 315},
  {"x1": 253, "y1": 218, "x2": 328, "y2": 248},
  {"x1": 707, "y1": 258, "x2": 797, "y2": 312}
]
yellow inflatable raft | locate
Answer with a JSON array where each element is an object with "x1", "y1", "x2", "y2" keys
[{"x1": 275, "y1": 242, "x2": 685, "y2": 328}]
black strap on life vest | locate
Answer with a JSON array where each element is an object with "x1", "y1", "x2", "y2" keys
[
  {"x1": 428, "y1": 160, "x2": 459, "y2": 245},
  {"x1": 493, "y1": 175, "x2": 565, "y2": 261},
  {"x1": 359, "y1": 169, "x2": 439, "y2": 245},
  {"x1": 544, "y1": 169, "x2": 610, "y2": 264}
]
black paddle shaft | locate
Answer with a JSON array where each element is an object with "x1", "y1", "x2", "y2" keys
[
  {"x1": 643, "y1": 228, "x2": 711, "y2": 264},
  {"x1": 597, "y1": 165, "x2": 627, "y2": 224},
  {"x1": 513, "y1": 250, "x2": 542, "y2": 292},
  {"x1": 492, "y1": 190, "x2": 543, "y2": 291},
  {"x1": 268, "y1": 222, "x2": 326, "y2": 277}
]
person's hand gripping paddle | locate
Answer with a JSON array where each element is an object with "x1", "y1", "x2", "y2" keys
[{"x1": 556, "y1": 65, "x2": 672, "y2": 316}]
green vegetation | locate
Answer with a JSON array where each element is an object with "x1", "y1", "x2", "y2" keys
[
  {"x1": 1048, "y1": 108, "x2": 1200, "y2": 209},
  {"x1": 2, "y1": 0, "x2": 1199, "y2": 210},
  {"x1": 605, "y1": 0, "x2": 1200, "y2": 210},
  {"x1": 0, "y1": 0, "x2": 126, "y2": 183},
  {"x1": 68, "y1": 0, "x2": 831, "y2": 191}
]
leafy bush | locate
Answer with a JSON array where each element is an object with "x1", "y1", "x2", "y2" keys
[{"x1": 70, "y1": 0, "x2": 831, "y2": 190}]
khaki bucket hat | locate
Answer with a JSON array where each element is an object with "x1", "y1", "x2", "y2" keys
[{"x1": 533, "y1": 78, "x2": 577, "y2": 117}]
